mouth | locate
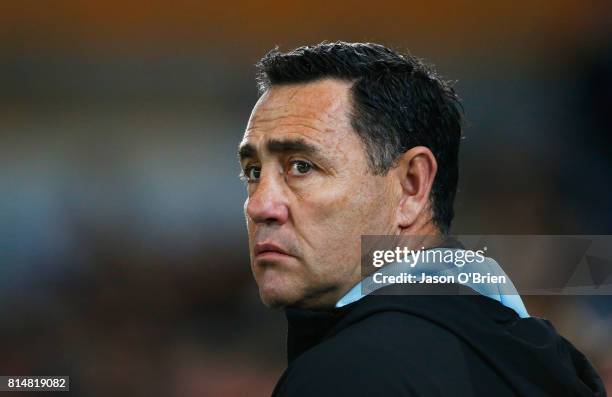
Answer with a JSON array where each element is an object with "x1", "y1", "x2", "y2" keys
[{"x1": 254, "y1": 242, "x2": 294, "y2": 260}]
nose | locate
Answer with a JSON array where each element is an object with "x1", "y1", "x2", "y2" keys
[{"x1": 245, "y1": 170, "x2": 289, "y2": 225}]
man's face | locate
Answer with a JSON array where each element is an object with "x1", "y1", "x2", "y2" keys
[{"x1": 239, "y1": 79, "x2": 398, "y2": 309}]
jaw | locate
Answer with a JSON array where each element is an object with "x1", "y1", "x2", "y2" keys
[{"x1": 256, "y1": 265, "x2": 347, "y2": 310}]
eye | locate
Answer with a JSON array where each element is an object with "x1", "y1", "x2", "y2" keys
[
  {"x1": 241, "y1": 166, "x2": 261, "y2": 182},
  {"x1": 288, "y1": 160, "x2": 312, "y2": 176}
]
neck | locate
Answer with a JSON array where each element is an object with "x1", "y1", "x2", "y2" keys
[{"x1": 289, "y1": 220, "x2": 442, "y2": 311}]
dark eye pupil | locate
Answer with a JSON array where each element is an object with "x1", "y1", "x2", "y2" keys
[
  {"x1": 297, "y1": 162, "x2": 310, "y2": 173},
  {"x1": 251, "y1": 168, "x2": 260, "y2": 179}
]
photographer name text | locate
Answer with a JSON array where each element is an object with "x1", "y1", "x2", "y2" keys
[{"x1": 373, "y1": 272, "x2": 506, "y2": 285}]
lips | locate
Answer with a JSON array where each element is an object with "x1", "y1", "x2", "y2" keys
[{"x1": 254, "y1": 242, "x2": 293, "y2": 258}]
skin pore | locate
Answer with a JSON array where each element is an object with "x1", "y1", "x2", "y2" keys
[{"x1": 238, "y1": 78, "x2": 439, "y2": 310}]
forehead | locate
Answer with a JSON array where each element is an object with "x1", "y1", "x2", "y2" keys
[{"x1": 243, "y1": 79, "x2": 354, "y2": 146}]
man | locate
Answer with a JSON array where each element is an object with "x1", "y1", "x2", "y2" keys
[{"x1": 237, "y1": 42, "x2": 606, "y2": 396}]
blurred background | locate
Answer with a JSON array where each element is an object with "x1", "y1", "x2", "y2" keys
[{"x1": 1, "y1": 1, "x2": 611, "y2": 395}]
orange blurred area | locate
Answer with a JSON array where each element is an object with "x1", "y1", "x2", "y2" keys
[{"x1": 0, "y1": 0, "x2": 602, "y2": 58}]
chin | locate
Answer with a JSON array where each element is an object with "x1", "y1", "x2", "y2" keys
[
  {"x1": 254, "y1": 264, "x2": 304, "y2": 308},
  {"x1": 258, "y1": 280, "x2": 337, "y2": 310},
  {"x1": 259, "y1": 286, "x2": 299, "y2": 309}
]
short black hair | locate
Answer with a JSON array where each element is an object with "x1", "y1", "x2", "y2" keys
[{"x1": 255, "y1": 41, "x2": 462, "y2": 234}]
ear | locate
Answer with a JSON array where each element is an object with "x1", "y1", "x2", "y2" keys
[{"x1": 394, "y1": 146, "x2": 438, "y2": 229}]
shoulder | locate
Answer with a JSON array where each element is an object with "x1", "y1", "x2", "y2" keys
[{"x1": 274, "y1": 311, "x2": 468, "y2": 396}]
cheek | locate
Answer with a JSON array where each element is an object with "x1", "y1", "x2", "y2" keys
[
  {"x1": 309, "y1": 177, "x2": 390, "y2": 228},
  {"x1": 244, "y1": 200, "x2": 253, "y2": 235},
  {"x1": 294, "y1": 177, "x2": 392, "y2": 266}
]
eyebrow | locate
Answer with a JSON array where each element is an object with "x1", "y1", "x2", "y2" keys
[{"x1": 237, "y1": 138, "x2": 320, "y2": 161}]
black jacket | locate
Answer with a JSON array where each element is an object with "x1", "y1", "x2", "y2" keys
[{"x1": 271, "y1": 285, "x2": 606, "y2": 396}]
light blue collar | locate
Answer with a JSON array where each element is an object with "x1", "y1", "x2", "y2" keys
[{"x1": 336, "y1": 248, "x2": 529, "y2": 318}]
